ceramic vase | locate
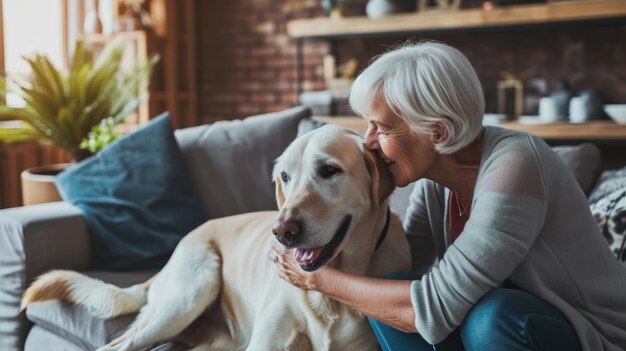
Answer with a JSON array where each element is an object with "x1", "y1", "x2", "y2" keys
[{"x1": 366, "y1": 0, "x2": 394, "y2": 19}]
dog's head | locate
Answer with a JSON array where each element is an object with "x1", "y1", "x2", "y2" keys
[{"x1": 272, "y1": 124, "x2": 394, "y2": 272}]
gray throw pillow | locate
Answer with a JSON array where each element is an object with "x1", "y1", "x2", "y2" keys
[
  {"x1": 552, "y1": 143, "x2": 601, "y2": 195},
  {"x1": 175, "y1": 106, "x2": 311, "y2": 219}
]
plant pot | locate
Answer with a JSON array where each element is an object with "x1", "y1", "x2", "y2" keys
[{"x1": 21, "y1": 163, "x2": 70, "y2": 206}]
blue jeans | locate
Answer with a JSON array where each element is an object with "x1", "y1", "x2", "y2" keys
[{"x1": 368, "y1": 272, "x2": 582, "y2": 351}]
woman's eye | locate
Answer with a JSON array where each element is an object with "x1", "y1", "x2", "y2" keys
[
  {"x1": 377, "y1": 126, "x2": 391, "y2": 136},
  {"x1": 280, "y1": 171, "x2": 289, "y2": 182},
  {"x1": 320, "y1": 165, "x2": 340, "y2": 179}
]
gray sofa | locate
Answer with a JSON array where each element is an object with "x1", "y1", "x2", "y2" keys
[{"x1": 0, "y1": 106, "x2": 609, "y2": 351}]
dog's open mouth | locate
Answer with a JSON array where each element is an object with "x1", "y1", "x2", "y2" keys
[{"x1": 292, "y1": 215, "x2": 352, "y2": 272}]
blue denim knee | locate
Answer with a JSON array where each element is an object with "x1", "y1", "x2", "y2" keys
[
  {"x1": 368, "y1": 274, "x2": 581, "y2": 351},
  {"x1": 461, "y1": 289, "x2": 581, "y2": 351}
]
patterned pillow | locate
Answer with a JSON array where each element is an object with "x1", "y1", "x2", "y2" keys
[
  {"x1": 589, "y1": 188, "x2": 626, "y2": 264},
  {"x1": 589, "y1": 166, "x2": 626, "y2": 204}
]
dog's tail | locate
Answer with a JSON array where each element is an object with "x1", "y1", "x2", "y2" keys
[{"x1": 20, "y1": 270, "x2": 151, "y2": 319}]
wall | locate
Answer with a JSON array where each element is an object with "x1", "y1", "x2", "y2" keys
[
  {"x1": 196, "y1": 0, "x2": 626, "y2": 122},
  {"x1": 196, "y1": 0, "x2": 326, "y2": 122}
]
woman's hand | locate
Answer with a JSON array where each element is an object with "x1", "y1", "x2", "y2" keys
[
  {"x1": 269, "y1": 245, "x2": 325, "y2": 290},
  {"x1": 269, "y1": 244, "x2": 416, "y2": 332}
]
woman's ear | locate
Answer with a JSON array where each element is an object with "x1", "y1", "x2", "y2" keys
[
  {"x1": 364, "y1": 148, "x2": 395, "y2": 210},
  {"x1": 431, "y1": 122, "x2": 448, "y2": 145},
  {"x1": 274, "y1": 176, "x2": 285, "y2": 209}
]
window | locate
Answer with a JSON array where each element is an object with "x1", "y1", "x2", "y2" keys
[{"x1": 2, "y1": 0, "x2": 64, "y2": 107}]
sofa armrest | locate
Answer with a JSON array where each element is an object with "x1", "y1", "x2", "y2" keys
[{"x1": 0, "y1": 201, "x2": 91, "y2": 351}]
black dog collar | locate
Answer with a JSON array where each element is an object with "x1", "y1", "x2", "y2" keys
[{"x1": 374, "y1": 207, "x2": 391, "y2": 252}]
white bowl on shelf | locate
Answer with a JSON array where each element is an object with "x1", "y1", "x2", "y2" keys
[{"x1": 603, "y1": 104, "x2": 626, "y2": 124}]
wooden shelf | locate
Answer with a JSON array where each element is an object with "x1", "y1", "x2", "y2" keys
[
  {"x1": 313, "y1": 116, "x2": 626, "y2": 140},
  {"x1": 288, "y1": 0, "x2": 626, "y2": 39},
  {"x1": 499, "y1": 120, "x2": 626, "y2": 140}
]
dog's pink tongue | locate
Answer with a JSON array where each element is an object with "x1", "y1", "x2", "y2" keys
[{"x1": 293, "y1": 247, "x2": 322, "y2": 265}]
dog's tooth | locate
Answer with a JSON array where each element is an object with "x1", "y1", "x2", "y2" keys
[
  {"x1": 293, "y1": 249, "x2": 304, "y2": 262},
  {"x1": 309, "y1": 248, "x2": 322, "y2": 262},
  {"x1": 305, "y1": 250, "x2": 313, "y2": 261}
]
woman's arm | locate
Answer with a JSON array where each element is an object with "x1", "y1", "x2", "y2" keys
[{"x1": 271, "y1": 248, "x2": 417, "y2": 332}]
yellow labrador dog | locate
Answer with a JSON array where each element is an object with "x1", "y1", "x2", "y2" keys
[{"x1": 21, "y1": 125, "x2": 411, "y2": 351}]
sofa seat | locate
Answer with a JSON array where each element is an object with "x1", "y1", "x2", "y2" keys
[{"x1": 24, "y1": 270, "x2": 187, "y2": 351}]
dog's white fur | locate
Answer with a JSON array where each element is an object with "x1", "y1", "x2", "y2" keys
[{"x1": 21, "y1": 125, "x2": 411, "y2": 351}]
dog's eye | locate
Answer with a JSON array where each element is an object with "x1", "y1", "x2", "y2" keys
[
  {"x1": 320, "y1": 165, "x2": 340, "y2": 179},
  {"x1": 280, "y1": 171, "x2": 289, "y2": 182}
]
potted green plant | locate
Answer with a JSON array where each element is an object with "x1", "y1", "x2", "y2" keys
[{"x1": 0, "y1": 38, "x2": 158, "y2": 205}]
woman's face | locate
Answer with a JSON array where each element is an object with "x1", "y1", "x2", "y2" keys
[{"x1": 363, "y1": 101, "x2": 438, "y2": 187}]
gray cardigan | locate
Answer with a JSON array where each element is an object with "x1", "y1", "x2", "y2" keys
[{"x1": 405, "y1": 126, "x2": 626, "y2": 350}]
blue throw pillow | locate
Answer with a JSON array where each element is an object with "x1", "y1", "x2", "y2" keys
[{"x1": 56, "y1": 113, "x2": 207, "y2": 270}]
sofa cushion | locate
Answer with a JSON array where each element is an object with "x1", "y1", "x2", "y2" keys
[
  {"x1": 24, "y1": 270, "x2": 186, "y2": 351},
  {"x1": 56, "y1": 113, "x2": 207, "y2": 270},
  {"x1": 25, "y1": 269, "x2": 220, "y2": 350},
  {"x1": 25, "y1": 324, "x2": 187, "y2": 351},
  {"x1": 552, "y1": 143, "x2": 601, "y2": 195},
  {"x1": 175, "y1": 106, "x2": 311, "y2": 219},
  {"x1": 26, "y1": 325, "x2": 85, "y2": 351},
  {"x1": 27, "y1": 301, "x2": 136, "y2": 350},
  {"x1": 26, "y1": 302, "x2": 186, "y2": 351},
  {"x1": 296, "y1": 117, "x2": 326, "y2": 137}
]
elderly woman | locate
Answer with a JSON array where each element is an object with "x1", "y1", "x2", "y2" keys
[{"x1": 272, "y1": 42, "x2": 626, "y2": 350}]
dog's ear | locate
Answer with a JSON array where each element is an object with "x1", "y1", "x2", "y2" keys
[
  {"x1": 364, "y1": 148, "x2": 395, "y2": 209},
  {"x1": 274, "y1": 176, "x2": 286, "y2": 209}
]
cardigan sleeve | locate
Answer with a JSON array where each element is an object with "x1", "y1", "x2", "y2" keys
[{"x1": 410, "y1": 137, "x2": 548, "y2": 344}]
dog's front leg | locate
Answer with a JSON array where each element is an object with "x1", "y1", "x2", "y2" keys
[{"x1": 97, "y1": 242, "x2": 223, "y2": 351}]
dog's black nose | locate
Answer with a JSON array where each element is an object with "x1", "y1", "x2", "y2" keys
[{"x1": 272, "y1": 218, "x2": 300, "y2": 246}]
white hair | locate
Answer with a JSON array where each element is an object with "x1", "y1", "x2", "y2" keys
[{"x1": 349, "y1": 41, "x2": 485, "y2": 154}]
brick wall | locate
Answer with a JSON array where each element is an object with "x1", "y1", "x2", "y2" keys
[
  {"x1": 196, "y1": 0, "x2": 626, "y2": 123},
  {"x1": 196, "y1": 0, "x2": 327, "y2": 122}
]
